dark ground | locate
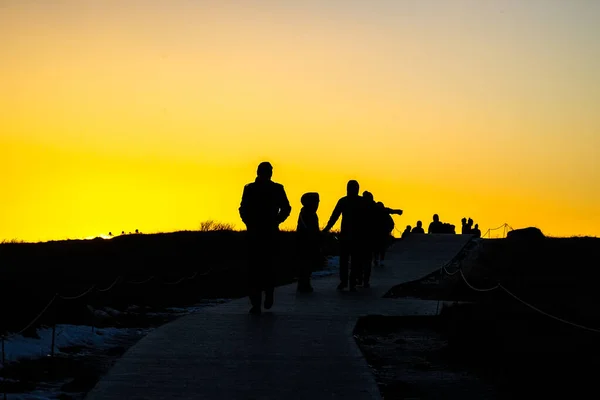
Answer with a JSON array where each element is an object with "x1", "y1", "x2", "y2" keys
[
  {"x1": 357, "y1": 236, "x2": 600, "y2": 399},
  {"x1": 0, "y1": 229, "x2": 340, "y2": 398},
  {"x1": 0, "y1": 230, "x2": 341, "y2": 335}
]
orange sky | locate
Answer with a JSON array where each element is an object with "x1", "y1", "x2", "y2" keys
[{"x1": 1, "y1": 0, "x2": 599, "y2": 242}]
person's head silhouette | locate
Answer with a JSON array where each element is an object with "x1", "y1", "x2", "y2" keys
[
  {"x1": 433, "y1": 214, "x2": 439, "y2": 222},
  {"x1": 257, "y1": 162, "x2": 273, "y2": 180},
  {"x1": 300, "y1": 192, "x2": 320, "y2": 212},
  {"x1": 347, "y1": 180, "x2": 359, "y2": 196},
  {"x1": 404, "y1": 225, "x2": 411, "y2": 231},
  {"x1": 363, "y1": 191, "x2": 374, "y2": 202},
  {"x1": 416, "y1": 221, "x2": 422, "y2": 228}
]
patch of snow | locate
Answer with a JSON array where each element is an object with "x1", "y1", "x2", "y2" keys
[
  {"x1": 0, "y1": 324, "x2": 150, "y2": 366},
  {"x1": 6, "y1": 391, "x2": 59, "y2": 400},
  {"x1": 312, "y1": 256, "x2": 339, "y2": 278}
]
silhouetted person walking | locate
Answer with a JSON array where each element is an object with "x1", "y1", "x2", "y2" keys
[
  {"x1": 239, "y1": 162, "x2": 291, "y2": 315},
  {"x1": 374, "y1": 201, "x2": 402, "y2": 267},
  {"x1": 296, "y1": 192, "x2": 321, "y2": 293},
  {"x1": 323, "y1": 180, "x2": 369, "y2": 292},
  {"x1": 411, "y1": 221, "x2": 424, "y2": 234}
]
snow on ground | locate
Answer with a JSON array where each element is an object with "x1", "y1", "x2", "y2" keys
[
  {"x1": 0, "y1": 301, "x2": 230, "y2": 369},
  {"x1": 0, "y1": 324, "x2": 149, "y2": 367},
  {"x1": 312, "y1": 256, "x2": 339, "y2": 278}
]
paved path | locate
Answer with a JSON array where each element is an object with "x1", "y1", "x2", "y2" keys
[{"x1": 86, "y1": 234, "x2": 473, "y2": 400}]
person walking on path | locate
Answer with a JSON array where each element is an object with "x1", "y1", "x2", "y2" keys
[
  {"x1": 296, "y1": 192, "x2": 321, "y2": 293},
  {"x1": 239, "y1": 162, "x2": 292, "y2": 314},
  {"x1": 322, "y1": 180, "x2": 370, "y2": 292}
]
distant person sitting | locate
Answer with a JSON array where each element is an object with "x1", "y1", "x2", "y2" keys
[
  {"x1": 428, "y1": 214, "x2": 444, "y2": 234},
  {"x1": 411, "y1": 221, "x2": 424, "y2": 234},
  {"x1": 402, "y1": 225, "x2": 411, "y2": 239},
  {"x1": 467, "y1": 218, "x2": 474, "y2": 233},
  {"x1": 296, "y1": 192, "x2": 321, "y2": 293},
  {"x1": 472, "y1": 223, "x2": 481, "y2": 238}
]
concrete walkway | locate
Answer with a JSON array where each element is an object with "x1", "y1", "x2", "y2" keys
[{"x1": 86, "y1": 234, "x2": 473, "y2": 400}]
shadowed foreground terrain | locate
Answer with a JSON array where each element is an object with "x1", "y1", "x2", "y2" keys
[
  {"x1": 0, "y1": 230, "x2": 341, "y2": 335},
  {"x1": 359, "y1": 236, "x2": 600, "y2": 398}
]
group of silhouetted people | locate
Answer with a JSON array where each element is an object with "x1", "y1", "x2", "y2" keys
[
  {"x1": 238, "y1": 162, "x2": 402, "y2": 314},
  {"x1": 238, "y1": 162, "x2": 487, "y2": 314},
  {"x1": 461, "y1": 217, "x2": 481, "y2": 238},
  {"x1": 401, "y1": 215, "x2": 482, "y2": 239}
]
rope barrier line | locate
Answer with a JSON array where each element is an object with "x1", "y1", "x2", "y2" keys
[
  {"x1": 442, "y1": 264, "x2": 460, "y2": 276},
  {"x1": 97, "y1": 276, "x2": 121, "y2": 292},
  {"x1": 441, "y1": 254, "x2": 600, "y2": 335},
  {"x1": 0, "y1": 266, "x2": 214, "y2": 339},
  {"x1": 458, "y1": 269, "x2": 500, "y2": 292},
  {"x1": 499, "y1": 285, "x2": 600, "y2": 334},
  {"x1": 2, "y1": 294, "x2": 58, "y2": 340},
  {"x1": 58, "y1": 285, "x2": 96, "y2": 300}
]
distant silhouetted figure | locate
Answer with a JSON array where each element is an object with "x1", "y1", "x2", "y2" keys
[
  {"x1": 428, "y1": 214, "x2": 444, "y2": 234},
  {"x1": 239, "y1": 162, "x2": 292, "y2": 315},
  {"x1": 135, "y1": 229, "x2": 139, "y2": 234},
  {"x1": 323, "y1": 180, "x2": 370, "y2": 292},
  {"x1": 296, "y1": 192, "x2": 320, "y2": 293},
  {"x1": 472, "y1": 223, "x2": 481, "y2": 238},
  {"x1": 467, "y1": 218, "x2": 474, "y2": 233},
  {"x1": 121, "y1": 231, "x2": 125, "y2": 235},
  {"x1": 108, "y1": 232, "x2": 113, "y2": 237},
  {"x1": 360, "y1": 191, "x2": 377, "y2": 285},
  {"x1": 373, "y1": 201, "x2": 402, "y2": 267},
  {"x1": 461, "y1": 217, "x2": 469, "y2": 234},
  {"x1": 411, "y1": 221, "x2": 424, "y2": 234},
  {"x1": 402, "y1": 225, "x2": 411, "y2": 239}
]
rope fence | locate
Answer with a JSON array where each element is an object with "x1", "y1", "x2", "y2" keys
[
  {"x1": 0, "y1": 264, "x2": 223, "y2": 372},
  {"x1": 437, "y1": 238, "x2": 600, "y2": 335}
]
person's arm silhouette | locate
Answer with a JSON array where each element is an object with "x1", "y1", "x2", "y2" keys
[
  {"x1": 385, "y1": 207, "x2": 403, "y2": 216},
  {"x1": 322, "y1": 198, "x2": 343, "y2": 232},
  {"x1": 239, "y1": 184, "x2": 252, "y2": 227},
  {"x1": 277, "y1": 184, "x2": 292, "y2": 224}
]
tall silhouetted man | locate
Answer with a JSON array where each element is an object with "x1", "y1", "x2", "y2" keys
[
  {"x1": 322, "y1": 180, "x2": 369, "y2": 291},
  {"x1": 239, "y1": 162, "x2": 291, "y2": 315}
]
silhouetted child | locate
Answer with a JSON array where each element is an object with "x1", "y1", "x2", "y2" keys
[{"x1": 296, "y1": 192, "x2": 321, "y2": 293}]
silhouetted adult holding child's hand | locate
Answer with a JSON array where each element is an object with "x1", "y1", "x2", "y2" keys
[
  {"x1": 322, "y1": 180, "x2": 370, "y2": 292},
  {"x1": 239, "y1": 162, "x2": 291, "y2": 315}
]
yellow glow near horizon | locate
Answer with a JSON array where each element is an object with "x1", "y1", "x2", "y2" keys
[{"x1": 1, "y1": 1, "x2": 599, "y2": 242}]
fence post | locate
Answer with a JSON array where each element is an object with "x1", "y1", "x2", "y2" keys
[
  {"x1": 51, "y1": 300, "x2": 58, "y2": 359},
  {"x1": 2, "y1": 336, "x2": 6, "y2": 400}
]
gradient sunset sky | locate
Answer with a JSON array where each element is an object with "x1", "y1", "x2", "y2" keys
[{"x1": 2, "y1": 0, "x2": 599, "y2": 242}]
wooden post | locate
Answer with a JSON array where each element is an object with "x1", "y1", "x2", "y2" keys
[
  {"x1": 51, "y1": 324, "x2": 56, "y2": 358},
  {"x1": 2, "y1": 337, "x2": 6, "y2": 400},
  {"x1": 51, "y1": 300, "x2": 57, "y2": 359}
]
